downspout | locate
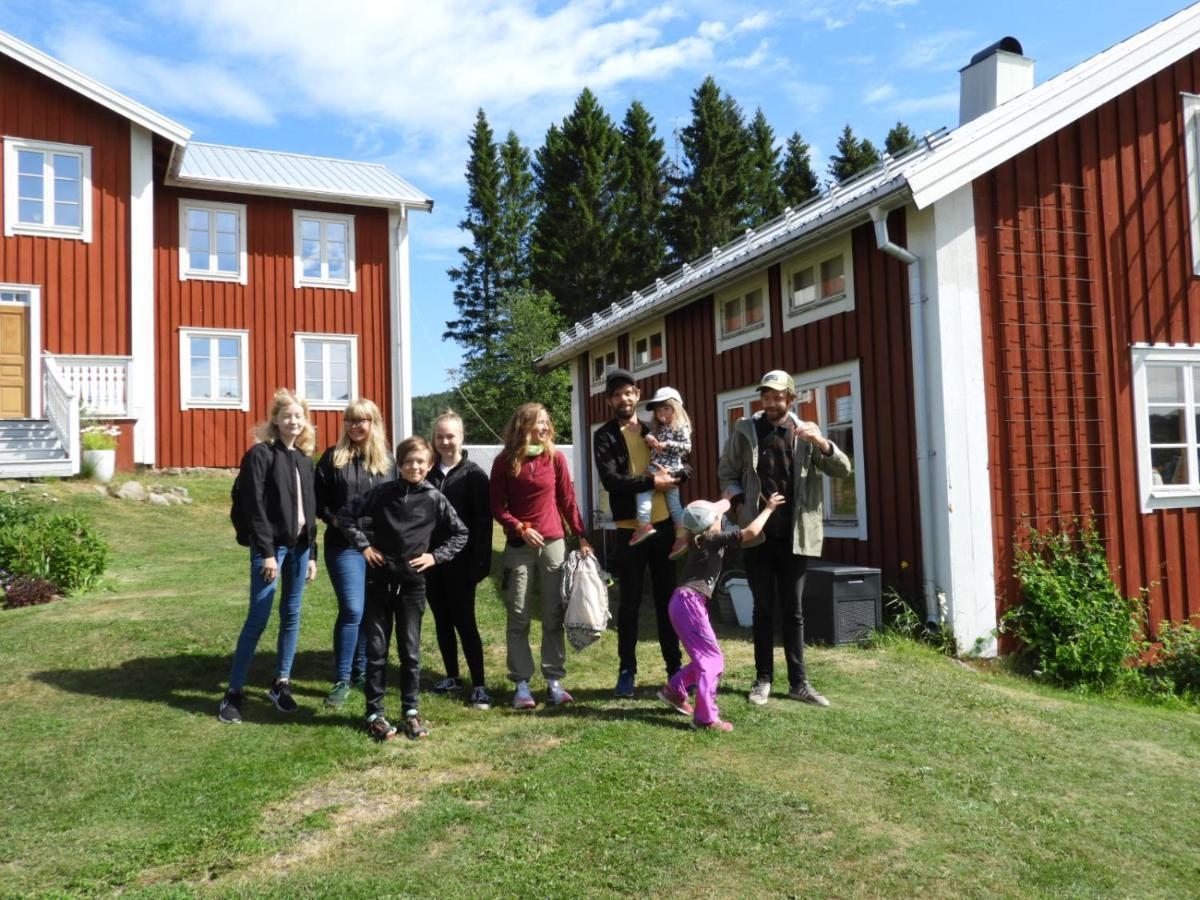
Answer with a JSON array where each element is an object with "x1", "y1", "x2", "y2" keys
[{"x1": 870, "y1": 205, "x2": 939, "y2": 625}]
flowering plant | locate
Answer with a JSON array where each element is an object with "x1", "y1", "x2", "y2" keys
[{"x1": 81, "y1": 422, "x2": 120, "y2": 451}]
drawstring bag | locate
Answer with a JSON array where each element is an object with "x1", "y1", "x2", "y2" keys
[{"x1": 560, "y1": 550, "x2": 611, "y2": 651}]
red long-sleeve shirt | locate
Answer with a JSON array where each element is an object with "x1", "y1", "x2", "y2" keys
[{"x1": 490, "y1": 450, "x2": 586, "y2": 541}]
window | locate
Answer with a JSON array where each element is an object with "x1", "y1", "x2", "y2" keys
[
  {"x1": 178, "y1": 200, "x2": 247, "y2": 283},
  {"x1": 179, "y1": 328, "x2": 248, "y2": 411},
  {"x1": 589, "y1": 340, "x2": 619, "y2": 395},
  {"x1": 589, "y1": 422, "x2": 614, "y2": 529},
  {"x1": 714, "y1": 273, "x2": 771, "y2": 353},
  {"x1": 3, "y1": 138, "x2": 92, "y2": 241},
  {"x1": 1132, "y1": 344, "x2": 1200, "y2": 510},
  {"x1": 293, "y1": 211, "x2": 356, "y2": 290},
  {"x1": 295, "y1": 333, "x2": 358, "y2": 409},
  {"x1": 629, "y1": 319, "x2": 666, "y2": 378},
  {"x1": 782, "y1": 233, "x2": 854, "y2": 329},
  {"x1": 1183, "y1": 94, "x2": 1200, "y2": 275},
  {"x1": 716, "y1": 385, "x2": 766, "y2": 448}
]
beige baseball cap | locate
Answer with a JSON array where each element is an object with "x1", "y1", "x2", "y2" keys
[{"x1": 758, "y1": 370, "x2": 795, "y2": 394}]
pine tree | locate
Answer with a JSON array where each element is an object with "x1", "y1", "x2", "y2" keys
[
  {"x1": 779, "y1": 131, "x2": 820, "y2": 209},
  {"x1": 745, "y1": 107, "x2": 782, "y2": 227},
  {"x1": 827, "y1": 124, "x2": 881, "y2": 183},
  {"x1": 496, "y1": 130, "x2": 535, "y2": 292},
  {"x1": 884, "y1": 121, "x2": 917, "y2": 156},
  {"x1": 611, "y1": 100, "x2": 669, "y2": 299}
]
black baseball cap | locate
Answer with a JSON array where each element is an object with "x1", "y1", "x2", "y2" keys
[{"x1": 605, "y1": 367, "x2": 636, "y2": 395}]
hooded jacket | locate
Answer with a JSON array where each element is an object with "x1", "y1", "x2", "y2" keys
[
  {"x1": 337, "y1": 479, "x2": 468, "y2": 576},
  {"x1": 427, "y1": 452, "x2": 492, "y2": 584},
  {"x1": 235, "y1": 440, "x2": 318, "y2": 561}
]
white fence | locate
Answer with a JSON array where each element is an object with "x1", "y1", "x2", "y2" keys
[
  {"x1": 463, "y1": 444, "x2": 574, "y2": 477},
  {"x1": 44, "y1": 354, "x2": 131, "y2": 417}
]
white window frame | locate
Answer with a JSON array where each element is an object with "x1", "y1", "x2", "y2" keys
[
  {"x1": 714, "y1": 272, "x2": 771, "y2": 353},
  {"x1": 294, "y1": 332, "x2": 358, "y2": 410},
  {"x1": 588, "y1": 339, "x2": 619, "y2": 396},
  {"x1": 1131, "y1": 343, "x2": 1200, "y2": 511},
  {"x1": 782, "y1": 232, "x2": 855, "y2": 330},
  {"x1": 178, "y1": 327, "x2": 249, "y2": 411},
  {"x1": 178, "y1": 199, "x2": 248, "y2": 284},
  {"x1": 1183, "y1": 94, "x2": 1200, "y2": 276},
  {"x1": 716, "y1": 384, "x2": 764, "y2": 449},
  {"x1": 628, "y1": 318, "x2": 667, "y2": 379},
  {"x1": 3, "y1": 137, "x2": 93, "y2": 242},
  {"x1": 293, "y1": 210, "x2": 356, "y2": 291}
]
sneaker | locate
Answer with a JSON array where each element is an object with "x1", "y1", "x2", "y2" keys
[
  {"x1": 217, "y1": 689, "x2": 243, "y2": 724},
  {"x1": 628, "y1": 522, "x2": 656, "y2": 546},
  {"x1": 668, "y1": 532, "x2": 690, "y2": 561},
  {"x1": 546, "y1": 679, "x2": 574, "y2": 707},
  {"x1": 614, "y1": 669, "x2": 636, "y2": 698},
  {"x1": 469, "y1": 685, "x2": 492, "y2": 710},
  {"x1": 267, "y1": 679, "x2": 298, "y2": 713},
  {"x1": 402, "y1": 710, "x2": 429, "y2": 740},
  {"x1": 748, "y1": 680, "x2": 771, "y2": 706},
  {"x1": 657, "y1": 685, "x2": 694, "y2": 716},
  {"x1": 351, "y1": 671, "x2": 367, "y2": 690},
  {"x1": 512, "y1": 680, "x2": 536, "y2": 710},
  {"x1": 366, "y1": 712, "x2": 398, "y2": 741},
  {"x1": 432, "y1": 676, "x2": 463, "y2": 694},
  {"x1": 786, "y1": 681, "x2": 831, "y2": 707},
  {"x1": 691, "y1": 719, "x2": 734, "y2": 732},
  {"x1": 324, "y1": 681, "x2": 351, "y2": 709}
]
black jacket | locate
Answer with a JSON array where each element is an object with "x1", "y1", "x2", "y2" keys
[
  {"x1": 427, "y1": 452, "x2": 492, "y2": 584},
  {"x1": 593, "y1": 418, "x2": 691, "y2": 522},
  {"x1": 337, "y1": 479, "x2": 468, "y2": 577},
  {"x1": 235, "y1": 441, "x2": 318, "y2": 561},
  {"x1": 314, "y1": 446, "x2": 395, "y2": 552}
]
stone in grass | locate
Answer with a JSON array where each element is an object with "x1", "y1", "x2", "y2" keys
[
  {"x1": 167, "y1": 486, "x2": 189, "y2": 498},
  {"x1": 148, "y1": 493, "x2": 170, "y2": 507},
  {"x1": 113, "y1": 481, "x2": 148, "y2": 502}
]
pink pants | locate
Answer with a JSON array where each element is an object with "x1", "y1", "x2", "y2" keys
[{"x1": 667, "y1": 587, "x2": 724, "y2": 726}]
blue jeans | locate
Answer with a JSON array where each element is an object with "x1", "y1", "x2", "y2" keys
[
  {"x1": 326, "y1": 546, "x2": 368, "y2": 682},
  {"x1": 635, "y1": 465, "x2": 684, "y2": 526},
  {"x1": 227, "y1": 545, "x2": 310, "y2": 692}
]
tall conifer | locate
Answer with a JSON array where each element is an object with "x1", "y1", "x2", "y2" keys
[
  {"x1": 745, "y1": 107, "x2": 782, "y2": 227},
  {"x1": 884, "y1": 121, "x2": 917, "y2": 156},
  {"x1": 828, "y1": 124, "x2": 881, "y2": 183},
  {"x1": 780, "y1": 131, "x2": 820, "y2": 209},
  {"x1": 612, "y1": 101, "x2": 669, "y2": 298},
  {"x1": 496, "y1": 130, "x2": 535, "y2": 291}
]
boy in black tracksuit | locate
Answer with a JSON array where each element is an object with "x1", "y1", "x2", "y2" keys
[{"x1": 338, "y1": 437, "x2": 468, "y2": 740}]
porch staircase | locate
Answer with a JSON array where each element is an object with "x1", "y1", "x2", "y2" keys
[{"x1": 0, "y1": 419, "x2": 75, "y2": 478}]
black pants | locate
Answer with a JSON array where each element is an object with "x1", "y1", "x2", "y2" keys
[
  {"x1": 363, "y1": 570, "x2": 426, "y2": 716},
  {"x1": 745, "y1": 538, "x2": 809, "y2": 687},
  {"x1": 425, "y1": 561, "x2": 485, "y2": 686},
  {"x1": 614, "y1": 520, "x2": 682, "y2": 676}
]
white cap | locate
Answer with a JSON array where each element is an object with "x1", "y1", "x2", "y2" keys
[{"x1": 645, "y1": 386, "x2": 683, "y2": 410}]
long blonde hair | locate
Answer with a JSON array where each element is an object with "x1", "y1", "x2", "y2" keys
[
  {"x1": 651, "y1": 397, "x2": 691, "y2": 434},
  {"x1": 500, "y1": 403, "x2": 557, "y2": 478},
  {"x1": 332, "y1": 398, "x2": 393, "y2": 474},
  {"x1": 254, "y1": 388, "x2": 316, "y2": 455}
]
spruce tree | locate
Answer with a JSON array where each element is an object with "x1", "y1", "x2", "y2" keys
[
  {"x1": 496, "y1": 130, "x2": 535, "y2": 292},
  {"x1": 745, "y1": 107, "x2": 782, "y2": 227},
  {"x1": 828, "y1": 124, "x2": 881, "y2": 183},
  {"x1": 779, "y1": 131, "x2": 820, "y2": 209},
  {"x1": 612, "y1": 100, "x2": 669, "y2": 298},
  {"x1": 885, "y1": 121, "x2": 917, "y2": 157}
]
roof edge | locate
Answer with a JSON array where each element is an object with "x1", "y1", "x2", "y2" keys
[{"x1": 164, "y1": 173, "x2": 434, "y2": 211}]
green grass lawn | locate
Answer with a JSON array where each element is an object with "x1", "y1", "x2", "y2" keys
[{"x1": 1, "y1": 475, "x2": 1198, "y2": 898}]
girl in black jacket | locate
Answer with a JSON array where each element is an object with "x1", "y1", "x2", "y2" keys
[
  {"x1": 314, "y1": 398, "x2": 395, "y2": 709},
  {"x1": 219, "y1": 389, "x2": 318, "y2": 724}
]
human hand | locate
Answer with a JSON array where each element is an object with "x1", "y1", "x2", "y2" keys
[
  {"x1": 521, "y1": 526, "x2": 546, "y2": 548},
  {"x1": 645, "y1": 434, "x2": 662, "y2": 451},
  {"x1": 763, "y1": 492, "x2": 786, "y2": 512},
  {"x1": 795, "y1": 420, "x2": 831, "y2": 454},
  {"x1": 578, "y1": 537, "x2": 595, "y2": 558},
  {"x1": 652, "y1": 470, "x2": 678, "y2": 491},
  {"x1": 306, "y1": 559, "x2": 317, "y2": 583},
  {"x1": 409, "y1": 552, "x2": 436, "y2": 573},
  {"x1": 260, "y1": 556, "x2": 279, "y2": 583},
  {"x1": 363, "y1": 546, "x2": 386, "y2": 568}
]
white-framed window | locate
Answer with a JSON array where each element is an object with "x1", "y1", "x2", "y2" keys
[
  {"x1": 293, "y1": 210, "x2": 356, "y2": 290},
  {"x1": 629, "y1": 319, "x2": 666, "y2": 378},
  {"x1": 588, "y1": 339, "x2": 619, "y2": 395},
  {"x1": 589, "y1": 422, "x2": 615, "y2": 530},
  {"x1": 178, "y1": 200, "x2": 247, "y2": 283},
  {"x1": 295, "y1": 332, "x2": 358, "y2": 410},
  {"x1": 1183, "y1": 94, "x2": 1200, "y2": 276},
  {"x1": 3, "y1": 137, "x2": 92, "y2": 241},
  {"x1": 179, "y1": 327, "x2": 249, "y2": 411},
  {"x1": 714, "y1": 273, "x2": 771, "y2": 353},
  {"x1": 782, "y1": 233, "x2": 855, "y2": 329},
  {"x1": 716, "y1": 385, "x2": 765, "y2": 449},
  {"x1": 1131, "y1": 344, "x2": 1200, "y2": 511}
]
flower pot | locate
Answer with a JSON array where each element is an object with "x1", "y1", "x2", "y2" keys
[
  {"x1": 725, "y1": 577, "x2": 754, "y2": 628},
  {"x1": 82, "y1": 448, "x2": 116, "y2": 483}
]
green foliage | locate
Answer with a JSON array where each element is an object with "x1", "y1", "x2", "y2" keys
[
  {"x1": 411, "y1": 390, "x2": 457, "y2": 439},
  {"x1": 1, "y1": 573, "x2": 59, "y2": 608},
  {"x1": 0, "y1": 493, "x2": 107, "y2": 594},
  {"x1": 828, "y1": 124, "x2": 881, "y2": 182},
  {"x1": 611, "y1": 101, "x2": 669, "y2": 298},
  {"x1": 1146, "y1": 620, "x2": 1200, "y2": 698},
  {"x1": 745, "y1": 107, "x2": 782, "y2": 227},
  {"x1": 1003, "y1": 520, "x2": 1144, "y2": 690},
  {"x1": 884, "y1": 121, "x2": 917, "y2": 156},
  {"x1": 80, "y1": 423, "x2": 120, "y2": 451},
  {"x1": 496, "y1": 130, "x2": 535, "y2": 292},
  {"x1": 869, "y1": 587, "x2": 957, "y2": 656},
  {"x1": 779, "y1": 130, "x2": 819, "y2": 209}
]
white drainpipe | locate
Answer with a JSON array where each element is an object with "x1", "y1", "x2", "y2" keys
[{"x1": 870, "y1": 204, "x2": 938, "y2": 624}]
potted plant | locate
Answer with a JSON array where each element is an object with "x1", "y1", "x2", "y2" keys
[{"x1": 80, "y1": 422, "x2": 120, "y2": 483}]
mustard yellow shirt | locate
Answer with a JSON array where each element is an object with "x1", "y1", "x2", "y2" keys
[{"x1": 615, "y1": 427, "x2": 669, "y2": 528}]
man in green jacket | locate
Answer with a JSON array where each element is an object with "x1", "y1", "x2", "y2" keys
[{"x1": 717, "y1": 369, "x2": 852, "y2": 708}]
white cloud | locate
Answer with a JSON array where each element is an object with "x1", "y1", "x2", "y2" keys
[
  {"x1": 727, "y1": 39, "x2": 771, "y2": 70},
  {"x1": 892, "y1": 91, "x2": 959, "y2": 114},
  {"x1": 864, "y1": 83, "x2": 897, "y2": 104},
  {"x1": 900, "y1": 29, "x2": 977, "y2": 70}
]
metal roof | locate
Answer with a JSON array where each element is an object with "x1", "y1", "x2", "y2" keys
[{"x1": 169, "y1": 142, "x2": 433, "y2": 210}]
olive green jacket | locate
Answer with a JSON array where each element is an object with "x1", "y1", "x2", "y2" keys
[{"x1": 716, "y1": 411, "x2": 852, "y2": 557}]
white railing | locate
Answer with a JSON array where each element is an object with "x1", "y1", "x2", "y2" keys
[
  {"x1": 45, "y1": 354, "x2": 131, "y2": 417},
  {"x1": 42, "y1": 356, "x2": 81, "y2": 475}
]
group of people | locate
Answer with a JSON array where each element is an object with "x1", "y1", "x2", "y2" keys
[{"x1": 217, "y1": 363, "x2": 851, "y2": 738}]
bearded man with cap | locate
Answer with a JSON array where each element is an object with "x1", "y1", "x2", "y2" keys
[{"x1": 716, "y1": 369, "x2": 852, "y2": 707}]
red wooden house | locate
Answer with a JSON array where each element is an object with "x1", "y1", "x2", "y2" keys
[
  {"x1": 541, "y1": 5, "x2": 1200, "y2": 653},
  {"x1": 0, "y1": 31, "x2": 430, "y2": 477}
]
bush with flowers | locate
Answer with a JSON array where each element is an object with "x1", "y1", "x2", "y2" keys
[
  {"x1": 80, "y1": 421, "x2": 121, "y2": 451},
  {"x1": 0, "y1": 492, "x2": 107, "y2": 601}
]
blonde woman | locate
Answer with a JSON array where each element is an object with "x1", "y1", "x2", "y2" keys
[
  {"x1": 489, "y1": 403, "x2": 592, "y2": 710},
  {"x1": 314, "y1": 399, "x2": 395, "y2": 709},
  {"x1": 219, "y1": 389, "x2": 318, "y2": 724}
]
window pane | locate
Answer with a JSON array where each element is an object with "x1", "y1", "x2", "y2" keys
[
  {"x1": 17, "y1": 149, "x2": 42, "y2": 175},
  {"x1": 218, "y1": 357, "x2": 239, "y2": 398},
  {"x1": 189, "y1": 227, "x2": 210, "y2": 252},
  {"x1": 328, "y1": 343, "x2": 349, "y2": 367},
  {"x1": 326, "y1": 222, "x2": 346, "y2": 243},
  {"x1": 791, "y1": 267, "x2": 815, "y2": 307},
  {"x1": 726, "y1": 404, "x2": 746, "y2": 434},
  {"x1": 327, "y1": 256, "x2": 347, "y2": 281},
  {"x1": 215, "y1": 212, "x2": 238, "y2": 234},
  {"x1": 649, "y1": 332, "x2": 663, "y2": 361},
  {"x1": 723, "y1": 298, "x2": 741, "y2": 333},
  {"x1": 215, "y1": 230, "x2": 237, "y2": 254},
  {"x1": 217, "y1": 338, "x2": 239, "y2": 359},
  {"x1": 54, "y1": 176, "x2": 80, "y2": 204},
  {"x1": 54, "y1": 202, "x2": 80, "y2": 228},
  {"x1": 190, "y1": 337, "x2": 210, "y2": 361},
  {"x1": 52, "y1": 153, "x2": 80, "y2": 181},
  {"x1": 304, "y1": 342, "x2": 323, "y2": 363},
  {"x1": 1146, "y1": 366, "x2": 1183, "y2": 403},
  {"x1": 829, "y1": 426, "x2": 857, "y2": 518},
  {"x1": 745, "y1": 289, "x2": 763, "y2": 324},
  {"x1": 18, "y1": 174, "x2": 43, "y2": 201},
  {"x1": 593, "y1": 357, "x2": 604, "y2": 381},
  {"x1": 187, "y1": 209, "x2": 209, "y2": 230},
  {"x1": 18, "y1": 199, "x2": 43, "y2": 223},
  {"x1": 302, "y1": 240, "x2": 322, "y2": 278},
  {"x1": 305, "y1": 360, "x2": 324, "y2": 384},
  {"x1": 821, "y1": 255, "x2": 845, "y2": 298},
  {"x1": 301, "y1": 219, "x2": 320, "y2": 241},
  {"x1": 190, "y1": 349, "x2": 211, "y2": 399},
  {"x1": 216, "y1": 253, "x2": 238, "y2": 272},
  {"x1": 826, "y1": 380, "x2": 853, "y2": 425},
  {"x1": 635, "y1": 337, "x2": 648, "y2": 366},
  {"x1": 327, "y1": 240, "x2": 347, "y2": 280},
  {"x1": 306, "y1": 377, "x2": 324, "y2": 399},
  {"x1": 1151, "y1": 447, "x2": 1189, "y2": 486},
  {"x1": 796, "y1": 389, "x2": 818, "y2": 423},
  {"x1": 1148, "y1": 408, "x2": 1186, "y2": 444}
]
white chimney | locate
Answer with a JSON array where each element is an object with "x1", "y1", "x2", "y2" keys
[{"x1": 959, "y1": 37, "x2": 1034, "y2": 126}]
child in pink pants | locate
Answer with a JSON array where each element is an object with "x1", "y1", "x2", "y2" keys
[{"x1": 658, "y1": 493, "x2": 783, "y2": 731}]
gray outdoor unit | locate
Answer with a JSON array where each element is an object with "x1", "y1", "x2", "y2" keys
[{"x1": 803, "y1": 562, "x2": 882, "y2": 645}]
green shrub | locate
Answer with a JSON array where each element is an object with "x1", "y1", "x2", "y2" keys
[
  {"x1": 1002, "y1": 520, "x2": 1144, "y2": 690},
  {"x1": 0, "y1": 495, "x2": 108, "y2": 595},
  {"x1": 1146, "y1": 620, "x2": 1200, "y2": 698},
  {"x1": 0, "y1": 492, "x2": 42, "y2": 529}
]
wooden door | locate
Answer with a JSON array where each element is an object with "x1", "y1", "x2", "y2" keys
[{"x1": 0, "y1": 304, "x2": 29, "y2": 418}]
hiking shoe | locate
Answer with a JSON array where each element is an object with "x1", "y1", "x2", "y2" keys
[
  {"x1": 366, "y1": 712, "x2": 397, "y2": 742},
  {"x1": 657, "y1": 685, "x2": 694, "y2": 716},
  {"x1": 432, "y1": 676, "x2": 463, "y2": 694},
  {"x1": 217, "y1": 690, "x2": 243, "y2": 724},
  {"x1": 324, "y1": 681, "x2": 351, "y2": 709},
  {"x1": 786, "y1": 681, "x2": 830, "y2": 707},
  {"x1": 546, "y1": 679, "x2": 574, "y2": 707},
  {"x1": 512, "y1": 680, "x2": 536, "y2": 710},
  {"x1": 748, "y1": 680, "x2": 771, "y2": 706},
  {"x1": 668, "y1": 531, "x2": 690, "y2": 561},
  {"x1": 402, "y1": 710, "x2": 429, "y2": 740},
  {"x1": 351, "y1": 671, "x2": 367, "y2": 690},
  {"x1": 691, "y1": 719, "x2": 734, "y2": 732},
  {"x1": 469, "y1": 685, "x2": 492, "y2": 710},
  {"x1": 267, "y1": 679, "x2": 298, "y2": 713},
  {"x1": 613, "y1": 669, "x2": 636, "y2": 698},
  {"x1": 628, "y1": 522, "x2": 655, "y2": 546}
]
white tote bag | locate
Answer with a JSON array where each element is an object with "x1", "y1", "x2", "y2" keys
[{"x1": 560, "y1": 550, "x2": 611, "y2": 651}]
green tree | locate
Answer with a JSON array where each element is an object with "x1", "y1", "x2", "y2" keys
[
  {"x1": 884, "y1": 121, "x2": 917, "y2": 156},
  {"x1": 779, "y1": 130, "x2": 820, "y2": 209},
  {"x1": 496, "y1": 130, "x2": 535, "y2": 291},
  {"x1": 827, "y1": 124, "x2": 881, "y2": 183},
  {"x1": 612, "y1": 100, "x2": 669, "y2": 298},
  {"x1": 745, "y1": 107, "x2": 782, "y2": 226},
  {"x1": 411, "y1": 390, "x2": 457, "y2": 439}
]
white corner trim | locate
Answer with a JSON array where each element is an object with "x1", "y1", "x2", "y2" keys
[
  {"x1": 1183, "y1": 94, "x2": 1200, "y2": 277},
  {"x1": 568, "y1": 356, "x2": 589, "y2": 519},
  {"x1": 0, "y1": 283, "x2": 42, "y2": 416},
  {"x1": 3, "y1": 137, "x2": 93, "y2": 242},
  {"x1": 129, "y1": 124, "x2": 155, "y2": 464},
  {"x1": 388, "y1": 209, "x2": 412, "y2": 441},
  {"x1": 177, "y1": 198, "x2": 248, "y2": 285},
  {"x1": 293, "y1": 331, "x2": 359, "y2": 410},
  {"x1": 293, "y1": 209, "x2": 357, "y2": 291},
  {"x1": 178, "y1": 327, "x2": 250, "y2": 412}
]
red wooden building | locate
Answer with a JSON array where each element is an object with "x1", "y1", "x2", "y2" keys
[
  {"x1": 541, "y1": 6, "x2": 1200, "y2": 652},
  {"x1": 0, "y1": 31, "x2": 430, "y2": 476}
]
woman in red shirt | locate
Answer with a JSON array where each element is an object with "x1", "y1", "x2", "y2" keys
[{"x1": 490, "y1": 403, "x2": 594, "y2": 710}]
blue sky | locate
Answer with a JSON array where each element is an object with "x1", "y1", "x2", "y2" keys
[{"x1": 0, "y1": 0, "x2": 1189, "y2": 395}]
